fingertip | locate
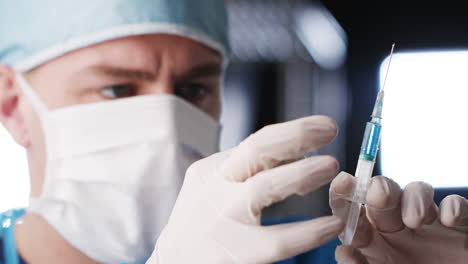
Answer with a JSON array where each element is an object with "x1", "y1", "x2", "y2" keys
[
  {"x1": 266, "y1": 215, "x2": 345, "y2": 258},
  {"x1": 440, "y1": 195, "x2": 464, "y2": 227},
  {"x1": 306, "y1": 216, "x2": 345, "y2": 245},
  {"x1": 440, "y1": 196, "x2": 455, "y2": 227},
  {"x1": 331, "y1": 172, "x2": 355, "y2": 196},
  {"x1": 312, "y1": 115, "x2": 338, "y2": 134},
  {"x1": 321, "y1": 155, "x2": 340, "y2": 175},
  {"x1": 302, "y1": 115, "x2": 338, "y2": 146},
  {"x1": 367, "y1": 176, "x2": 400, "y2": 210},
  {"x1": 319, "y1": 215, "x2": 345, "y2": 234},
  {"x1": 403, "y1": 215, "x2": 423, "y2": 229},
  {"x1": 406, "y1": 181, "x2": 435, "y2": 196},
  {"x1": 309, "y1": 155, "x2": 340, "y2": 191},
  {"x1": 335, "y1": 245, "x2": 367, "y2": 264},
  {"x1": 335, "y1": 245, "x2": 351, "y2": 262},
  {"x1": 295, "y1": 155, "x2": 341, "y2": 196},
  {"x1": 402, "y1": 181, "x2": 435, "y2": 229}
]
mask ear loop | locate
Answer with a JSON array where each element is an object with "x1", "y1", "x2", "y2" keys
[
  {"x1": 15, "y1": 72, "x2": 52, "y2": 167},
  {"x1": 15, "y1": 73, "x2": 48, "y2": 116},
  {"x1": 15, "y1": 74, "x2": 54, "y2": 203}
]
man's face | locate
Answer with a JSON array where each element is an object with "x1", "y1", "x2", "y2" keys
[{"x1": 0, "y1": 34, "x2": 223, "y2": 196}]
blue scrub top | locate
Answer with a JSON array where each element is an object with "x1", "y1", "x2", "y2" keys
[
  {"x1": 0, "y1": 209, "x2": 26, "y2": 264},
  {"x1": 0, "y1": 209, "x2": 339, "y2": 264}
]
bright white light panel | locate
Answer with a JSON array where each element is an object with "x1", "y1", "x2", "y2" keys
[
  {"x1": 0, "y1": 125, "x2": 29, "y2": 212},
  {"x1": 380, "y1": 50, "x2": 468, "y2": 188}
]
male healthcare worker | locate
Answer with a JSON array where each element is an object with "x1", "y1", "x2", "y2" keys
[{"x1": 1, "y1": 1, "x2": 468, "y2": 264}]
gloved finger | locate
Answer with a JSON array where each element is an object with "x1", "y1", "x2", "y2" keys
[
  {"x1": 209, "y1": 215, "x2": 343, "y2": 263},
  {"x1": 440, "y1": 195, "x2": 468, "y2": 229},
  {"x1": 260, "y1": 216, "x2": 344, "y2": 263},
  {"x1": 329, "y1": 172, "x2": 356, "y2": 219},
  {"x1": 365, "y1": 176, "x2": 404, "y2": 233},
  {"x1": 329, "y1": 172, "x2": 373, "y2": 247},
  {"x1": 220, "y1": 116, "x2": 338, "y2": 182},
  {"x1": 401, "y1": 181, "x2": 437, "y2": 229},
  {"x1": 335, "y1": 245, "x2": 369, "y2": 264},
  {"x1": 247, "y1": 155, "x2": 339, "y2": 216}
]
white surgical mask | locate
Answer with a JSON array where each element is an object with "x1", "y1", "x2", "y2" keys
[{"x1": 16, "y1": 74, "x2": 221, "y2": 264}]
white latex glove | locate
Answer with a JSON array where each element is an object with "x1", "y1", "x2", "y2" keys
[
  {"x1": 147, "y1": 116, "x2": 344, "y2": 264},
  {"x1": 330, "y1": 172, "x2": 468, "y2": 264}
]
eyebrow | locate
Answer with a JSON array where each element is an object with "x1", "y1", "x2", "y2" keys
[
  {"x1": 178, "y1": 62, "x2": 222, "y2": 82},
  {"x1": 89, "y1": 62, "x2": 222, "y2": 82},
  {"x1": 90, "y1": 65, "x2": 157, "y2": 81}
]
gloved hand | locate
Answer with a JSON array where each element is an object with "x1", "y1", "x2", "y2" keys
[
  {"x1": 147, "y1": 116, "x2": 344, "y2": 264},
  {"x1": 330, "y1": 172, "x2": 468, "y2": 264}
]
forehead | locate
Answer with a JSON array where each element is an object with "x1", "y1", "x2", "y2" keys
[{"x1": 35, "y1": 34, "x2": 222, "y2": 73}]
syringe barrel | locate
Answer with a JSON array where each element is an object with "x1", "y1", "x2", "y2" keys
[
  {"x1": 343, "y1": 158, "x2": 375, "y2": 245},
  {"x1": 359, "y1": 121, "x2": 382, "y2": 162}
]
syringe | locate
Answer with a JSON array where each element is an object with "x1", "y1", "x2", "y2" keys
[{"x1": 342, "y1": 44, "x2": 395, "y2": 245}]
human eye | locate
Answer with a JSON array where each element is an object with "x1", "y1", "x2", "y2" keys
[
  {"x1": 175, "y1": 83, "x2": 213, "y2": 103},
  {"x1": 99, "y1": 84, "x2": 138, "y2": 99}
]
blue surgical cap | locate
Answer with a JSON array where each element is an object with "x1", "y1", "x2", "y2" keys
[{"x1": 0, "y1": 0, "x2": 230, "y2": 72}]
